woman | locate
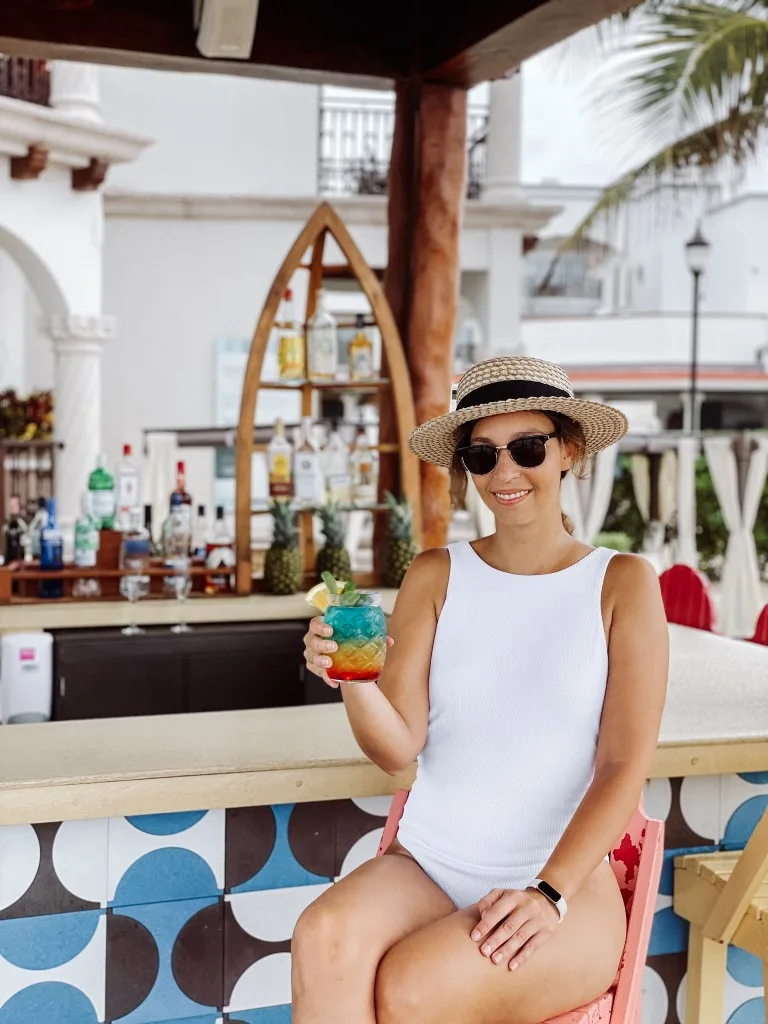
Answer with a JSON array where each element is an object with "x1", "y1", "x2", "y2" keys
[{"x1": 293, "y1": 356, "x2": 668, "y2": 1024}]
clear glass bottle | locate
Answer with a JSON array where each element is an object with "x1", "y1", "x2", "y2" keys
[
  {"x1": 115, "y1": 443, "x2": 140, "y2": 531},
  {"x1": 323, "y1": 425, "x2": 352, "y2": 504},
  {"x1": 193, "y1": 504, "x2": 208, "y2": 559},
  {"x1": 293, "y1": 416, "x2": 323, "y2": 506},
  {"x1": 162, "y1": 495, "x2": 192, "y2": 597},
  {"x1": 170, "y1": 461, "x2": 193, "y2": 516},
  {"x1": 278, "y1": 287, "x2": 305, "y2": 381},
  {"x1": 143, "y1": 504, "x2": 159, "y2": 557},
  {"x1": 119, "y1": 507, "x2": 151, "y2": 634},
  {"x1": 2, "y1": 494, "x2": 27, "y2": 565},
  {"x1": 39, "y1": 498, "x2": 63, "y2": 599},
  {"x1": 205, "y1": 505, "x2": 235, "y2": 594},
  {"x1": 351, "y1": 428, "x2": 378, "y2": 505},
  {"x1": 28, "y1": 496, "x2": 49, "y2": 558},
  {"x1": 306, "y1": 288, "x2": 338, "y2": 381},
  {"x1": 348, "y1": 314, "x2": 374, "y2": 380},
  {"x1": 268, "y1": 417, "x2": 294, "y2": 499},
  {"x1": 88, "y1": 453, "x2": 116, "y2": 530},
  {"x1": 73, "y1": 492, "x2": 102, "y2": 598}
]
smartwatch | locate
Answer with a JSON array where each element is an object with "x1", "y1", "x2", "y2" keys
[{"x1": 529, "y1": 878, "x2": 568, "y2": 922}]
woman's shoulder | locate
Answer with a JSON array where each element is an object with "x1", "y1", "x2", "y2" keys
[
  {"x1": 602, "y1": 552, "x2": 663, "y2": 607},
  {"x1": 406, "y1": 546, "x2": 451, "y2": 578}
]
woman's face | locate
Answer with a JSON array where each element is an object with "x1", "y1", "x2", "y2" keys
[{"x1": 467, "y1": 410, "x2": 573, "y2": 523}]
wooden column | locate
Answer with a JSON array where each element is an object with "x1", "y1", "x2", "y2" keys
[{"x1": 383, "y1": 80, "x2": 467, "y2": 550}]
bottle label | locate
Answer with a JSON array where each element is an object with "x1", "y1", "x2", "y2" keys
[
  {"x1": 350, "y1": 344, "x2": 374, "y2": 379},
  {"x1": 74, "y1": 524, "x2": 99, "y2": 568},
  {"x1": 328, "y1": 473, "x2": 352, "y2": 504},
  {"x1": 309, "y1": 326, "x2": 337, "y2": 377},
  {"x1": 279, "y1": 334, "x2": 305, "y2": 379},
  {"x1": 91, "y1": 490, "x2": 116, "y2": 521},
  {"x1": 269, "y1": 452, "x2": 293, "y2": 497},
  {"x1": 294, "y1": 452, "x2": 320, "y2": 501},
  {"x1": 118, "y1": 471, "x2": 139, "y2": 510}
]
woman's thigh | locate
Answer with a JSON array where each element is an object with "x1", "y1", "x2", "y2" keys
[
  {"x1": 292, "y1": 847, "x2": 456, "y2": 972},
  {"x1": 375, "y1": 861, "x2": 626, "y2": 1024}
]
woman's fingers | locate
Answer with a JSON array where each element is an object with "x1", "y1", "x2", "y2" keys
[
  {"x1": 471, "y1": 891, "x2": 519, "y2": 941},
  {"x1": 304, "y1": 618, "x2": 338, "y2": 686},
  {"x1": 477, "y1": 908, "x2": 530, "y2": 960},
  {"x1": 492, "y1": 926, "x2": 539, "y2": 968},
  {"x1": 386, "y1": 635, "x2": 395, "y2": 648}
]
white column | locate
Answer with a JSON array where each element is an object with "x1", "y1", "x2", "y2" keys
[
  {"x1": 46, "y1": 314, "x2": 115, "y2": 540},
  {"x1": 0, "y1": 252, "x2": 27, "y2": 391},
  {"x1": 484, "y1": 72, "x2": 525, "y2": 205},
  {"x1": 485, "y1": 228, "x2": 524, "y2": 356},
  {"x1": 681, "y1": 391, "x2": 706, "y2": 434},
  {"x1": 50, "y1": 62, "x2": 102, "y2": 123}
]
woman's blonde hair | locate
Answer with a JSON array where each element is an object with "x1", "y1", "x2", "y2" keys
[{"x1": 449, "y1": 412, "x2": 589, "y2": 535}]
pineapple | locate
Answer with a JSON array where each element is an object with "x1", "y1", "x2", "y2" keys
[
  {"x1": 383, "y1": 492, "x2": 419, "y2": 588},
  {"x1": 263, "y1": 500, "x2": 303, "y2": 595},
  {"x1": 316, "y1": 501, "x2": 353, "y2": 584}
]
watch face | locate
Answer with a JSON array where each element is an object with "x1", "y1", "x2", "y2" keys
[{"x1": 538, "y1": 880, "x2": 562, "y2": 904}]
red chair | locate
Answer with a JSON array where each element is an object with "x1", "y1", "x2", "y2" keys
[
  {"x1": 658, "y1": 564, "x2": 715, "y2": 631},
  {"x1": 377, "y1": 790, "x2": 664, "y2": 1024},
  {"x1": 747, "y1": 603, "x2": 768, "y2": 646}
]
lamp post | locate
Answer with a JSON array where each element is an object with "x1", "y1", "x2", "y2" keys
[{"x1": 684, "y1": 224, "x2": 711, "y2": 433}]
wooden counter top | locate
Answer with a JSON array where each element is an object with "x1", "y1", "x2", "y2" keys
[
  {"x1": 0, "y1": 625, "x2": 766, "y2": 825},
  {"x1": 0, "y1": 590, "x2": 399, "y2": 632}
]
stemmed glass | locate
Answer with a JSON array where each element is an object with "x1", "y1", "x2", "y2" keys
[
  {"x1": 119, "y1": 572, "x2": 149, "y2": 635},
  {"x1": 170, "y1": 573, "x2": 193, "y2": 634}
]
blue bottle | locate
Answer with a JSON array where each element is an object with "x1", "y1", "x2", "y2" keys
[{"x1": 39, "y1": 498, "x2": 64, "y2": 599}]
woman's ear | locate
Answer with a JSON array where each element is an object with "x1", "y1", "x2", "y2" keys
[{"x1": 560, "y1": 440, "x2": 575, "y2": 472}]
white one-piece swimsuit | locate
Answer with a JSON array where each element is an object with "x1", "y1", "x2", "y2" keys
[{"x1": 395, "y1": 540, "x2": 616, "y2": 909}]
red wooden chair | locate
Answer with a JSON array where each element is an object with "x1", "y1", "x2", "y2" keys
[
  {"x1": 747, "y1": 603, "x2": 768, "y2": 646},
  {"x1": 377, "y1": 790, "x2": 664, "y2": 1024},
  {"x1": 658, "y1": 564, "x2": 715, "y2": 631}
]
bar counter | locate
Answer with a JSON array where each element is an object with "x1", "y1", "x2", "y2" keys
[{"x1": 0, "y1": 624, "x2": 766, "y2": 1023}]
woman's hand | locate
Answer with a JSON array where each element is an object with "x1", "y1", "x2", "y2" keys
[
  {"x1": 470, "y1": 887, "x2": 560, "y2": 971},
  {"x1": 303, "y1": 616, "x2": 393, "y2": 688}
]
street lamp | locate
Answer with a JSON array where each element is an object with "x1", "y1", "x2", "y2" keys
[{"x1": 684, "y1": 224, "x2": 711, "y2": 433}]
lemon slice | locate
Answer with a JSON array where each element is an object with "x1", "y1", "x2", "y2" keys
[{"x1": 305, "y1": 580, "x2": 345, "y2": 612}]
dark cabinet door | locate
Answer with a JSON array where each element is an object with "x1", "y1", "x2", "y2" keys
[
  {"x1": 185, "y1": 621, "x2": 306, "y2": 713},
  {"x1": 53, "y1": 630, "x2": 185, "y2": 720}
]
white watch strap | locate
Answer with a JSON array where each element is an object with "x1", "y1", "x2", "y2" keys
[{"x1": 531, "y1": 878, "x2": 568, "y2": 922}]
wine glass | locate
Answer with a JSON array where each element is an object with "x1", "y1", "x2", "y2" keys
[
  {"x1": 119, "y1": 573, "x2": 149, "y2": 635},
  {"x1": 170, "y1": 573, "x2": 193, "y2": 634}
]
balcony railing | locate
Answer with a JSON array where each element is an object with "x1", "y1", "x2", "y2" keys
[
  {"x1": 0, "y1": 56, "x2": 51, "y2": 107},
  {"x1": 319, "y1": 98, "x2": 488, "y2": 199}
]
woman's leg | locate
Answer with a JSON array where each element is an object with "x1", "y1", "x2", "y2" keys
[
  {"x1": 291, "y1": 849, "x2": 455, "y2": 1024},
  {"x1": 375, "y1": 860, "x2": 627, "y2": 1024}
]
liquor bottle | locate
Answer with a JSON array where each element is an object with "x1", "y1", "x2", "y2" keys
[
  {"x1": 348, "y1": 314, "x2": 374, "y2": 380},
  {"x1": 39, "y1": 498, "x2": 63, "y2": 599},
  {"x1": 143, "y1": 504, "x2": 159, "y2": 556},
  {"x1": 170, "y1": 461, "x2": 193, "y2": 513},
  {"x1": 268, "y1": 418, "x2": 293, "y2": 499},
  {"x1": 322, "y1": 425, "x2": 352, "y2": 504},
  {"x1": 115, "y1": 443, "x2": 140, "y2": 531},
  {"x1": 73, "y1": 492, "x2": 101, "y2": 598},
  {"x1": 204, "y1": 506, "x2": 235, "y2": 595},
  {"x1": 88, "y1": 453, "x2": 116, "y2": 530},
  {"x1": 278, "y1": 287, "x2": 305, "y2": 381},
  {"x1": 120, "y1": 508, "x2": 152, "y2": 574},
  {"x1": 2, "y1": 495, "x2": 27, "y2": 564},
  {"x1": 162, "y1": 495, "x2": 191, "y2": 596},
  {"x1": 351, "y1": 428, "x2": 378, "y2": 505},
  {"x1": 193, "y1": 504, "x2": 208, "y2": 559},
  {"x1": 293, "y1": 417, "x2": 324, "y2": 506},
  {"x1": 306, "y1": 288, "x2": 338, "y2": 381},
  {"x1": 28, "y1": 496, "x2": 49, "y2": 558}
]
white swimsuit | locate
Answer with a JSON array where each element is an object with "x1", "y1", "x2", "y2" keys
[{"x1": 395, "y1": 540, "x2": 616, "y2": 909}]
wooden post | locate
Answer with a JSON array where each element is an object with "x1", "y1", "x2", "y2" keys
[{"x1": 384, "y1": 80, "x2": 467, "y2": 550}]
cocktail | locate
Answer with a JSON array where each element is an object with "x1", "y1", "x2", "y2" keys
[{"x1": 323, "y1": 590, "x2": 387, "y2": 683}]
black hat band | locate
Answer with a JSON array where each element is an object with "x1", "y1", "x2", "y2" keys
[{"x1": 456, "y1": 380, "x2": 571, "y2": 411}]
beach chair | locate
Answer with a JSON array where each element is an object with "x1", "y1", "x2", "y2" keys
[
  {"x1": 659, "y1": 564, "x2": 715, "y2": 631},
  {"x1": 747, "y1": 604, "x2": 768, "y2": 646},
  {"x1": 377, "y1": 790, "x2": 664, "y2": 1024}
]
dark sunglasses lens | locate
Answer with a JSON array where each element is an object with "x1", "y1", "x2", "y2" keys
[
  {"x1": 510, "y1": 437, "x2": 548, "y2": 468},
  {"x1": 461, "y1": 447, "x2": 498, "y2": 475}
]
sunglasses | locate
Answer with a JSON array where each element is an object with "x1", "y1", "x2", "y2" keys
[{"x1": 457, "y1": 431, "x2": 558, "y2": 475}]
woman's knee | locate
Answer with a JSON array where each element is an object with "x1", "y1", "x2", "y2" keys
[
  {"x1": 375, "y1": 944, "x2": 434, "y2": 1024},
  {"x1": 292, "y1": 897, "x2": 364, "y2": 973}
]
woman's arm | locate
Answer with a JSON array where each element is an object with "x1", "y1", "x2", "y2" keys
[
  {"x1": 328, "y1": 548, "x2": 448, "y2": 775},
  {"x1": 536, "y1": 553, "x2": 669, "y2": 902}
]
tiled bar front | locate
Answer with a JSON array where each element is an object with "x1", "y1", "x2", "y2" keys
[{"x1": 1, "y1": 773, "x2": 767, "y2": 1024}]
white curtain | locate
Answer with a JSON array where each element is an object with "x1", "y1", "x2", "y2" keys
[
  {"x1": 658, "y1": 450, "x2": 678, "y2": 526},
  {"x1": 630, "y1": 451, "x2": 678, "y2": 571},
  {"x1": 630, "y1": 455, "x2": 651, "y2": 522},
  {"x1": 675, "y1": 437, "x2": 699, "y2": 568},
  {"x1": 703, "y1": 435, "x2": 768, "y2": 637},
  {"x1": 560, "y1": 444, "x2": 619, "y2": 543},
  {"x1": 144, "y1": 431, "x2": 178, "y2": 540}
]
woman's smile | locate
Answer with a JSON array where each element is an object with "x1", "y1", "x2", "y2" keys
[{"x1": 491, "y1": 488, "x2": 532, "y2": 507}]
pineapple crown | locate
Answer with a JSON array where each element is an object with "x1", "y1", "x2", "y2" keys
[
  {"x1": 385, "y1": 491, "x2": 414, "y2": 542},
  {"x1": 318, "y1": 501, "x2": 345, "y2": 548},
  {"x1": 270, "y1": 499, "x2": 298, "y2": 548}
]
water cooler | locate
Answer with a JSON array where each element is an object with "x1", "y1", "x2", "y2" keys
[{"x1": 0, "y1": 632, "x2": 54, "y2": 724}]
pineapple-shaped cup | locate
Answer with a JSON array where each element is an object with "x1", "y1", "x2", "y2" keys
[
  {"x1": 383, "y1": 492, "x2": 419, "y2": 588},
  {"x1": 316, "y1": 502, "x2": 353, "y2": 584},
  {"x1": 263, "y1": 500, "x2": 303, "y2": 595}
]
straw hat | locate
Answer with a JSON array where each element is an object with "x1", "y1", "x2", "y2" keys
[{"x1": 409, "y1": 356, "x2": 629, "y2": 468}]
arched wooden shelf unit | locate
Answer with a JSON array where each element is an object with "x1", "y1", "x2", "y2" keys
[{"x1": 235, "y1": 202, "x2": 421, "y2": 595}]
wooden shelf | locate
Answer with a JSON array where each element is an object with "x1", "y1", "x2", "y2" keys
[
  {"x1": 250, "y1": 502, "x2": 387, "y2": 516},
  {"x1": 258, "y1": 377, "x2": 390, "y2": 392}
]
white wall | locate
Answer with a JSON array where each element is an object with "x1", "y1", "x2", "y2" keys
[{"x1": 99, "y1": 67, "x2": 320, "y2": 197}]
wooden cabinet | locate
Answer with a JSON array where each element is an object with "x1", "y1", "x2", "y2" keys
[{"x1": 52, "y1": 621, "x2": 308, "y2": 721}]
